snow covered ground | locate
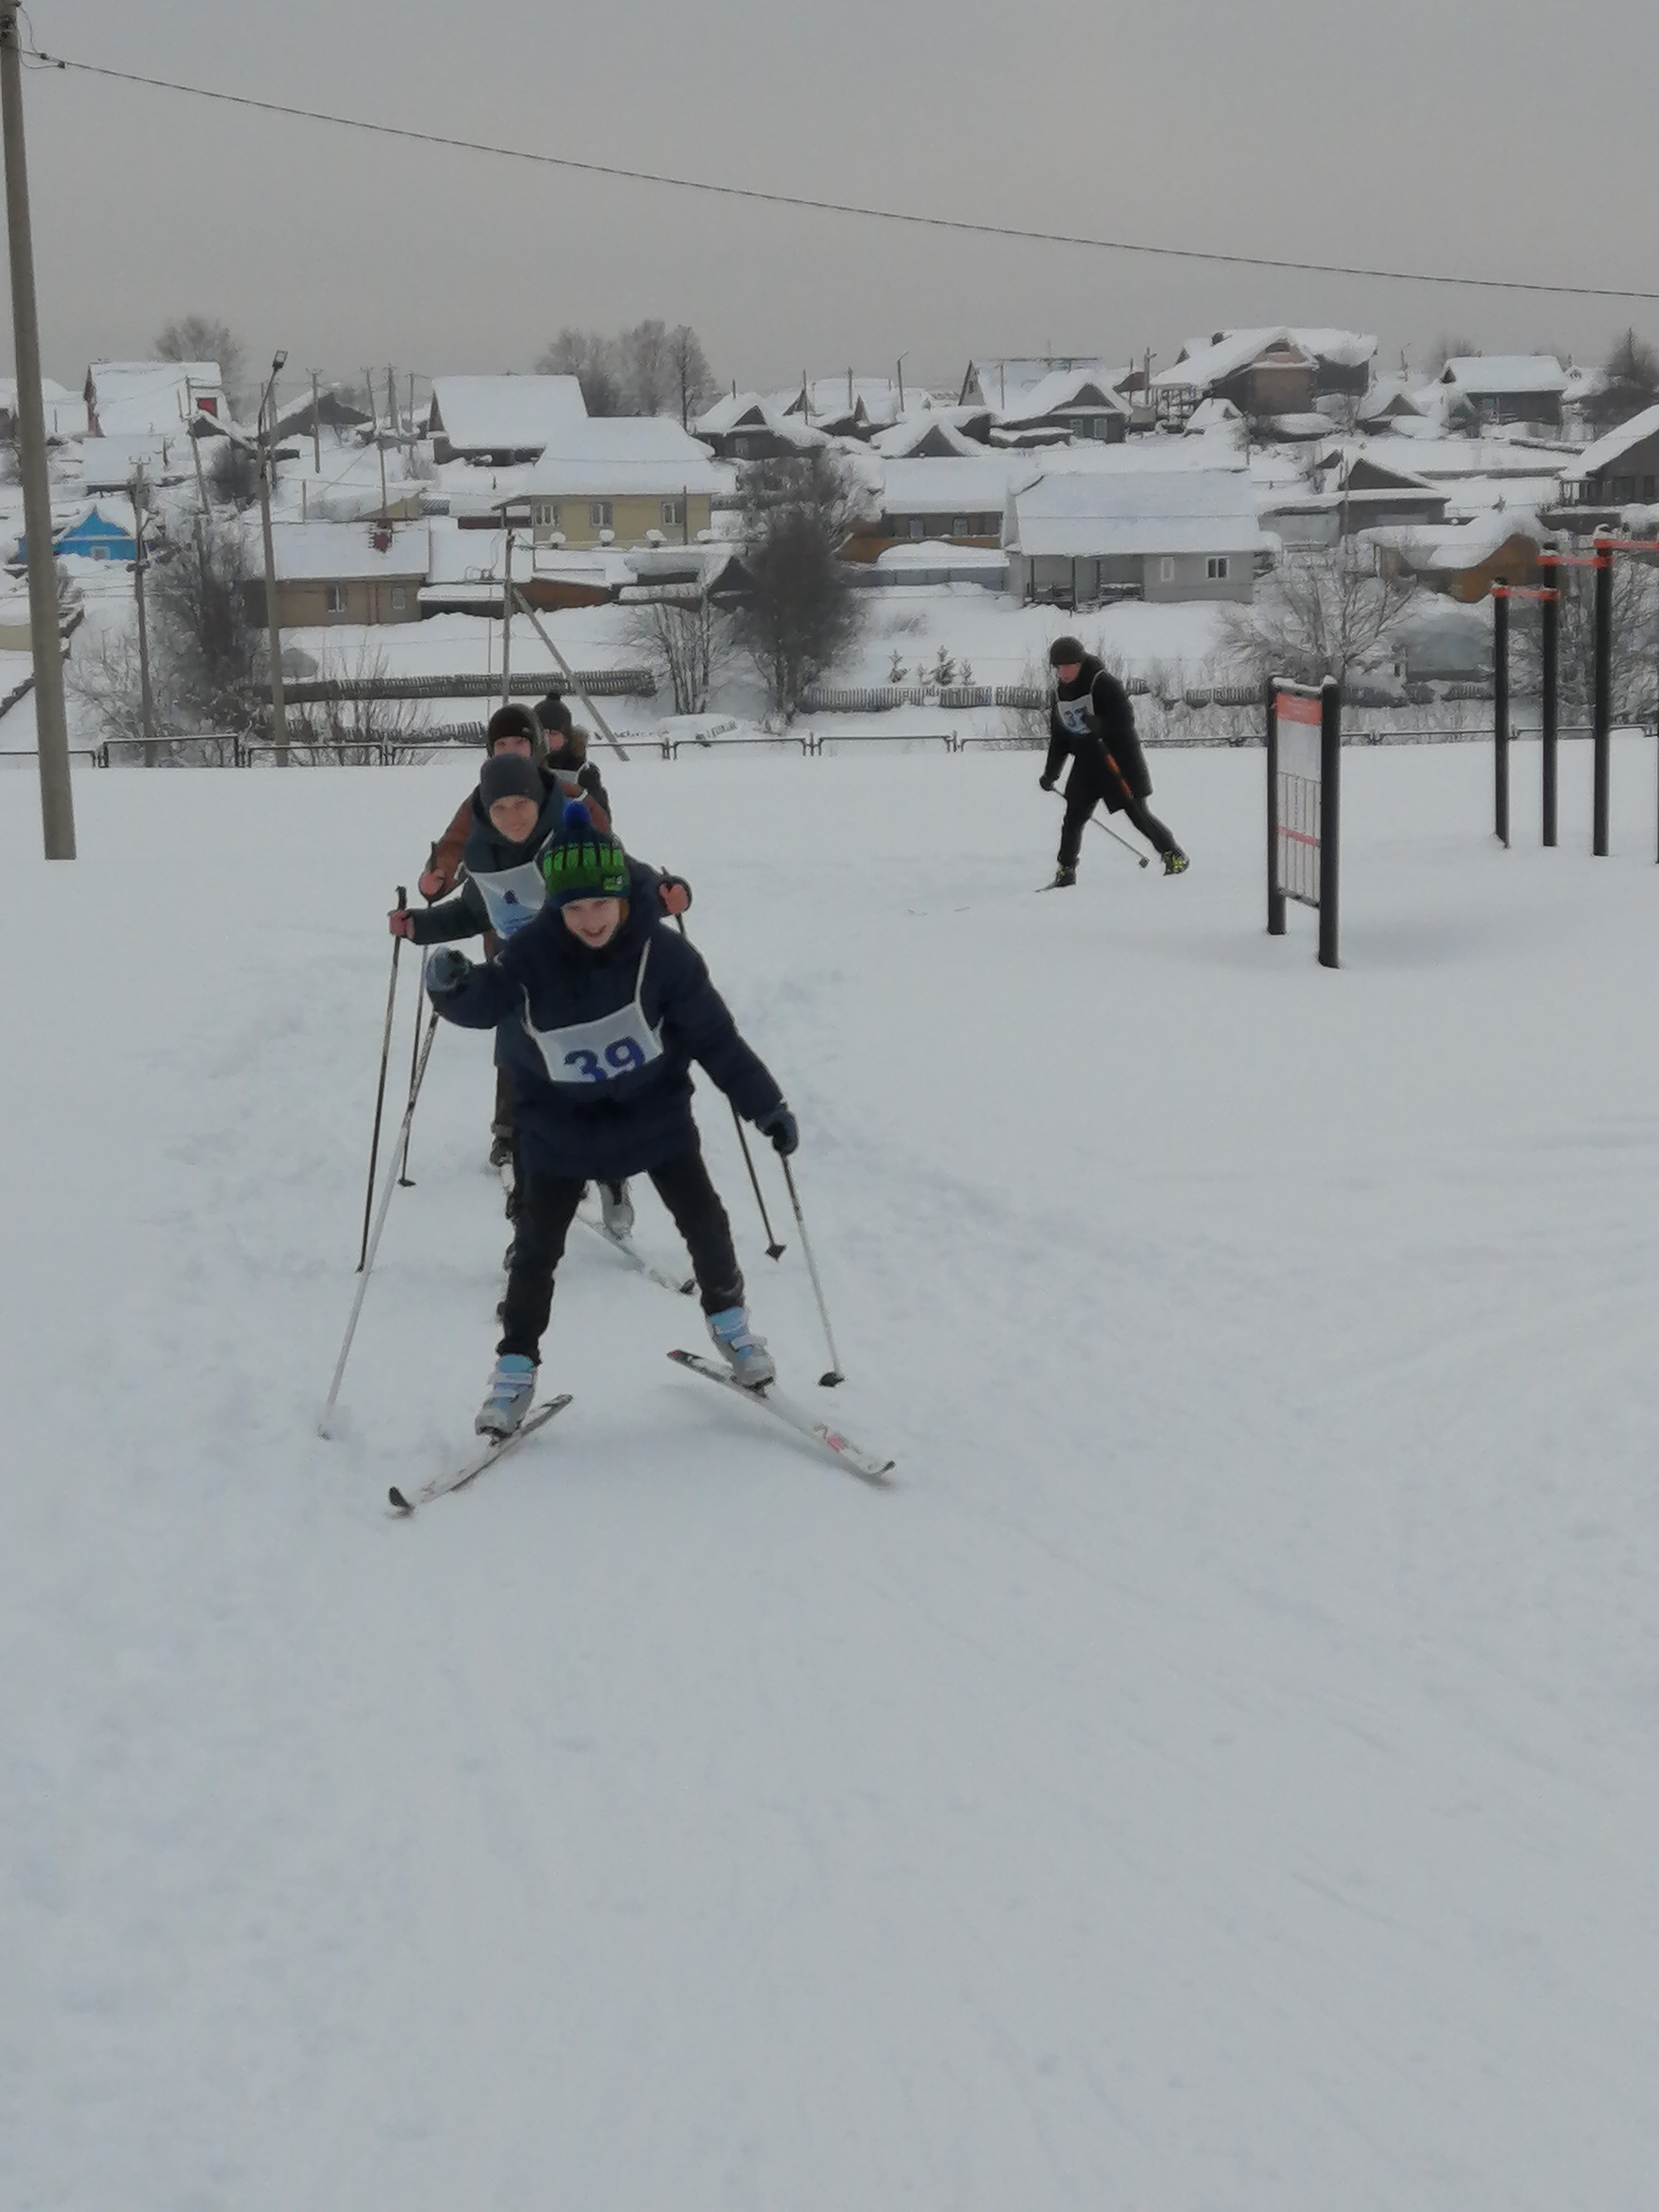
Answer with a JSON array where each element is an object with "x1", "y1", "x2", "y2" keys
[{"x1": 6, "y1": 739, "x2": 1659, "y2": 2208}]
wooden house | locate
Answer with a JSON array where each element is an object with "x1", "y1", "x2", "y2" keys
[
  {"x1": 1150, "y1": 330, "x2": 1318, "y2": 427},
  {"x1": 426, "y1": 376, "x2": 588, "y2": 465},
  {"x1": 243, "y1": 522, "x2": 430, "y2": 627},
  {"x1": 516, "y1": 419, "x2": 728, "y2": 550},
  {"x1": 1435, "y1": 357, "x2": 1566, "y2": 430}
]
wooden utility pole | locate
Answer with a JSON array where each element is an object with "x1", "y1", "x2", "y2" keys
[
  {"x1": 184, "y1": 375, "x2": 211, "y2": 512},
  {"x1": 407, "y1": 371, "x2": 415, "y2": 443},
  {"x1": 256, "y1": 420, "x2": 289, "y2": 765},
  {"x1": 130, "y1": 465, "x2": 157, "y2": 765},
  {"x1": 309, "y1": 369, "x2": 322, "y2": 472},
  {"x1": 0, "y1": 5, "x2": 73, "y2": 853}
]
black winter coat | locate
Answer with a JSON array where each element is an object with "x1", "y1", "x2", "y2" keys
[
  {"x1": 1044, "y1": 657, "x2": 1152, "y2": 809},
  {"x1": 428, "y1": 900, "x2": 784, "y2": 1181},
  {"x1": 410, "y1": 780, "x2": 663, "y2": 949}
]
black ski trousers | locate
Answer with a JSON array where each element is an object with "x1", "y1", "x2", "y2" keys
[
  {"x1": 498, "y1": 1143, "x2": 744, "y2": 1360},
  {"x1": 1059, "y1": 765, "x2": 1182, "y2": 869}
]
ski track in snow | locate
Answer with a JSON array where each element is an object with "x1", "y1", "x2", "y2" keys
[{"x1": 4, "y1": 745, "x2": 1658, "y2": 2208}]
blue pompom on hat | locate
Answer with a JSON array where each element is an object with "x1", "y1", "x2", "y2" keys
[{"x1": 537, "y1": 800, "x2": 629, "y2": 906}]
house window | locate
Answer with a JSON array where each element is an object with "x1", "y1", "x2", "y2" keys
[
  {"x1": 1614, "y1": 477, "x2": 1636, "y2": 502},
  {"x1": 951, "y1": 517, "x2": 968, "y2": 537},
  {"x1": 1206, "y1": 556, "x2": 1230, "y2": 580},
  {"x1": 662, "y1": 499, "x2": 686, "y2": 529},
  {"x1": 325, "y1": 583, "x2": 348, "y2": 613},
  {"x1": 1159, "y1": 557, "x2": 1175, "y2": 583},
  {"x1": 906, "y1": 517, "x2": 925, "y2": 539},
  {"x1": 589, "y1": 501, "x2": 613, "y2": 530},
  {"x1": 533, "y1": 501, "x2": 560, "y2": 530},
  {"x1": 1645, "y1": 476, "x2": 1658, "y2": 502},
  {"x1": 390, "y1": 585, "x2": 407, "y2": 612}
]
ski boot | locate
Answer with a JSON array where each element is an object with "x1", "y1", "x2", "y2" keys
[
  {"x1": 1162, "y1": 851, "x2": 1190, "y2": 876},
  {"x1": 707, "y1": 1305, "x2": 775, "y2": 1390},
  {"x1": 476, "y1": 1354, "x2": 536, "y2": 1438},
  {"x1": 1049, "y1": 863, "x2": 1076, "y2": 889},
  {"x1": 599, "y1": 1180, "x2": 635, "y2": 1239}
]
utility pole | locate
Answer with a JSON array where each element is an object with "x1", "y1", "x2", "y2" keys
[
  {"x1": 130, "y1": 463, "x2": 157, "y2": 766},
  {"x1": 499, "y1": 528, "x2": 513, "y2": 704},
  {"x1": 309, "y1": 368, "x2": 322, "y2": 473},
  {"x1": 184, "y1": 373, "x2": 211, "y2": 512},
  {"x1": 256, "y1": 350, "x2": 289, "y2": 764},
  {"x1": 1, "y1": 2, "x2": 75, "y2": 857}
]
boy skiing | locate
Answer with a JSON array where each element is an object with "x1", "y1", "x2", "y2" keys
[
  {"x1": 418, "y1": 701, "x2": 611, "y2": 903},
  {"x1": 421, "y1": 802, "x2": 798, "y2": 1438},
  {"x1": 1040, "y1": 635, "x2": 1189, "y2": 885}
]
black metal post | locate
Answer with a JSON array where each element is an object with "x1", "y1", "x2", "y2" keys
[
  {"x1": 1492, "y1": 584, "x2": 1510, "y2": 847},
  {"x1": 358, "y1": 889, "x2": 405, "y2": 1270},
  {"x1": 1540, "y1": 552, "x2": 1558, "y2": 848},
  {"x1": 1266, "y1": 680, "x2": 1286, "y2": 935},
  {"x1": 1593, "y1": 534, "x2": 1612, "y2": 856},
  {"x1": 1318, "y1": 677, "x2": 1341, "y2": 970}
]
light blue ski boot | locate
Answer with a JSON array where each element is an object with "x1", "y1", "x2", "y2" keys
[
  {"x1": 476, "y1": 1353, "x2": 536, "y2": 1438},
  {"x1": 706, "y1": 1305, "x2": 775, "y2": 1390}
]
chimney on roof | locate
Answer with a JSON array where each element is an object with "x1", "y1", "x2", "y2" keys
[{"x1": 1212, "y1": 333, "x2": 1225, "y2": 346}]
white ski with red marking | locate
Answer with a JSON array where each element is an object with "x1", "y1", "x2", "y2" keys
[{"x1": 667, "y1": 1350, "x2": 895, "y2": 1486}]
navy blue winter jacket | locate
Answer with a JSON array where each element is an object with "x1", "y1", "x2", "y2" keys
[{"x1": 428, "y1": 898, "x2": 785, "y2": 1181}]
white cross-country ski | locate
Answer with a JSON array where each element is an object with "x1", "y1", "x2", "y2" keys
[
  {"x1": 578, "y1": 1210, "x2": 695, "y2": 1296},
  {"x1": 667, "y1": 1350, "x2": 895, "y2": 1486},
  {"x1": 388, "y1": 1393, "x2": 574, "y2": 1515}
]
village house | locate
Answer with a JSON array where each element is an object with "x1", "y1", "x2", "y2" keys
[
  {"x1": 1150, "y1": 330, "x2": 1319, "y2": 426},
  {"x1": 772, "y1": 376, "x2": 903, "y2": 440},
  {"x1": 79, "y1": 435, "x2": 192, "y2": 494},
  {"x1": 17, "y1": 504, "x2": 142, "y2": 565},
  {"x1": 426, "y1": 375, "x2": 587, "y2": 465},
  {"x1": 693, "y1": 392, "x2": 828, "y2": 461},
  {"x1": 1558, "y1": 404, "x2": 1659, "y2": 512},
  {"x1": 843, "y1": 455, "x2": 1014, "y2": 561},
  {"x1": 1435, "y1": 356, "x2": 1566, "y2": 431},
  {"x1": 1005, "y1": 465, "x2": 1264, "y2": 606},
  {"x1": 84, "y1": 360, "x2": 227, "y2": 437},
  {"x1": 0, "y1": 375, "x2": 77, "y2": 442},
  {"x1": 991, "y1": 368, "x2": 1130, "y2": 447},
  {"x1": 243, "y1": 522, "x2": 430, "y2": 628},
  {"x1": 516, "y1": 419, "x2": 728, "y2": 550}
]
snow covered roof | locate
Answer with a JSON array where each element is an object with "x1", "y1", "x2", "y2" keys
[
  {"x1": 1437, "y1": 356, "x2": 1566, "y2": 395},
  {"x1": 879, "y1": 457, "x2": 1017, "y2": 513},
  {"x1": 0, "y1": 375, "x2": 77, "y2": 438},
  {"x1": 870, "y1": 416, "x2": 987, "y2": 459},
  {"x1": 518, "y1": 418, "x2": 727, "y2": 499},
  {"x1": 264, "y1": 522, "x2": 431, "y2": 581},
  {"x1": 1007, "y1": 468, "x2": 1266, "y2": 558},
  {"x1": 86, "y1": 360, "x2": 226, "y2": 436},
  {"x1": 1286, "y1": 329, "x2": 1377, "y2": 369},
  {"x1": 996, "y1": 368, "x2": 1132, "y2": 428},
  {"x1": 429, "y1": 375, "x2": 588, "y2": 454},
  {"x1": 1340, "y1": 433, "x2": 1562, "y2": 483},
  {"x1": 775, "y1": 377, "x2": 903, "y2": 429},
  {"x1": 1183, "y1": 397, "x2": 1244, "y2": 434},
  {"x1": 79, "y1": 435, "x2": 193, "y2": 492},
  {"x1": 693, "y1": 391, "x2": 826, "y2": 448},
  {"x1": 1363, "y1": 512, "x2": 1546, "y2": 574},
  {"x1": 964, "y1": 358, "x2": 1115, "y2": 411},
  {"x1": 1358, "y1": 374, "x2": 1429, "y2": 423},
  {"x1": 1562, "y1": 402, "x2": 1659, "y2": 481},
  {"x1": 1153, "y1": 329, "x2": 1314, "y2": 391}
]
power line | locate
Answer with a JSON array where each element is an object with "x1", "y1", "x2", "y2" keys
[{"x1": 28, "y1": 42, "x2": 1659, "y2": 306}]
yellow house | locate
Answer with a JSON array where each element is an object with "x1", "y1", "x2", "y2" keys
[{"x1": 514, "y1": 419, "x2": 729, "y2": 551}]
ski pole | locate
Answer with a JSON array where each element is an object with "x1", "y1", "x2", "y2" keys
[
  {"x1": 358, "y1": 887, "x2": 406, "y2": 1271},
  {"x1": 397, "y1": 894, "x2": 437, "y2": 1185},
  {"x1": 779, "y1": 1155, "x2": 845, "y2": 1387},
  {"x1": 319, "y1": 998, "x2": 442, "y2": 1439},
  {"x1": 673, "y1": 911, "x2": 784, "y2": 1258},
  {"x1": 1089, "y1": 809, "x2": 1152, "y2": 869}
]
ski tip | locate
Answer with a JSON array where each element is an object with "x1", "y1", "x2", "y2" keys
[{"x1": 388, "y1": 1486, "x2": 414, "y2": 1514}]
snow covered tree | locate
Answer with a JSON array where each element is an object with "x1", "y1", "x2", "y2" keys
[
  {"x1": 536, "y1": 328, "x2": 627, "y2": 415},
  {"x1": 730, "y1": 452, "x2": 865, "y2": 722},
  {"x1": 628, "y1": 588, "x2": 729, "y2": 715},
  {"x1": 1511, "y1": 556, "x2": 1658, "y2": 721},
  {"x1": 1220, "y1": 549, "x2": 1415, "y2": 691}
]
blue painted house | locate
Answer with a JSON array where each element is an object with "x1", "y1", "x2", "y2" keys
[{"x1": 17, "y1": 505, "x2": 139, "y2": 564}]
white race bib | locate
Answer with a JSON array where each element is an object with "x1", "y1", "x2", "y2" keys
[{"x1": 521, "y1": 942, "x2": 665, "y2": 1086}]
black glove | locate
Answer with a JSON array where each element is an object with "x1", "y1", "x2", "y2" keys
[
  {"x1": 755, "y1": 1102, "x2": 799, "y2": 1157},
  {"x1": 425, "y1": 947, "x2": 471, "y2": 994},
  {"x1": 1039, "y1": 774, "x2": 1057, "y2": 792}
]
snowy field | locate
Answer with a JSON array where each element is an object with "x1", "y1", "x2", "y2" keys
[{"x1": 5, "y1": 739, "x2": 1659, "y2": 2208}]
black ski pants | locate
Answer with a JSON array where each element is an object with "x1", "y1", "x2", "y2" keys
[
  {"x1": 1059, "y1": 763, "x2": 1182, "y2": 869},
  {"x1": 498, "y1": 1143, "x2": 744, "y2": 1361}
]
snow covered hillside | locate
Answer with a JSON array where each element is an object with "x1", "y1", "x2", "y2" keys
[{"x1": 6, "y1": 741, "x2": 1659, "y2": 2208}]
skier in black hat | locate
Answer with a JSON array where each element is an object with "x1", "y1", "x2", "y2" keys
[{"x1": 1040, "y1": 636, "x2": 1189, "y2": 886}]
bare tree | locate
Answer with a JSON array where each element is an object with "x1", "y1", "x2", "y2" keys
[
  {"x1": 207, "y1": 436, "x2": 258, "y2": 507},
  {"x1": 1425, "y1": 333, "x2": 1480, "y2": 378},
  {"x1": 628, "y1": 588, "x2": 729, "y2": 715},
  {"x1": 1512, "y1": 556, "x2": 1659, "y2": 720},
  {"x1": 668, "y1": 324, "x2": 716, "y2": 428},
  {"x1": 730, "y1": 452, "x2": 865, "y2": 721},
  {"x1": 67, "y1": 522, "x2": 260, "y2": 754},
  {"x1": 619, "y1": 319, "x2": 672, "y2": 415},
  {"x1": 1220, "y1": 549, "x2": 1416, "y2": 690},
  {"x1": 155, "y1": 314, "x2": 246, "y2": 414},
  {"x1": 537, "y1": 327, "x2": 628, "y2": 415}
]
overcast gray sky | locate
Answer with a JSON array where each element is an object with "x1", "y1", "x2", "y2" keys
[{"x1": 9, "y1": 0, "x2": 1658, "y2": 402}]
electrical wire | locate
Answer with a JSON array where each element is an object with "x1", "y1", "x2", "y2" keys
[{"x1": 26, "y1": 42, "x2": 1659, "y2": 305}]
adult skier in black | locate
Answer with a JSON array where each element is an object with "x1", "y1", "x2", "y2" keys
[{"x1": 1040, "y1": 635, "x2": 1189, "y2": 885}]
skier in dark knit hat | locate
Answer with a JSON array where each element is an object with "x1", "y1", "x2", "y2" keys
[
  {"x1": 418, "y1": 701, "x2": 613, "y2": 904},
  {"x1": 423, "y1": 801, "x2": 798, "y2": 1438},
  {"x1": 391, "y1": 752, "x2": 690, "y2": 1228},
  {"x1": 1040, "y1": 636, "x2": 1189, "y2": 886}
]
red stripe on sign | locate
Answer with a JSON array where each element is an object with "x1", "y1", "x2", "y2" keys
[{"x1": 1275, "y1": 693, "x2": 1322, "y2": 726}]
